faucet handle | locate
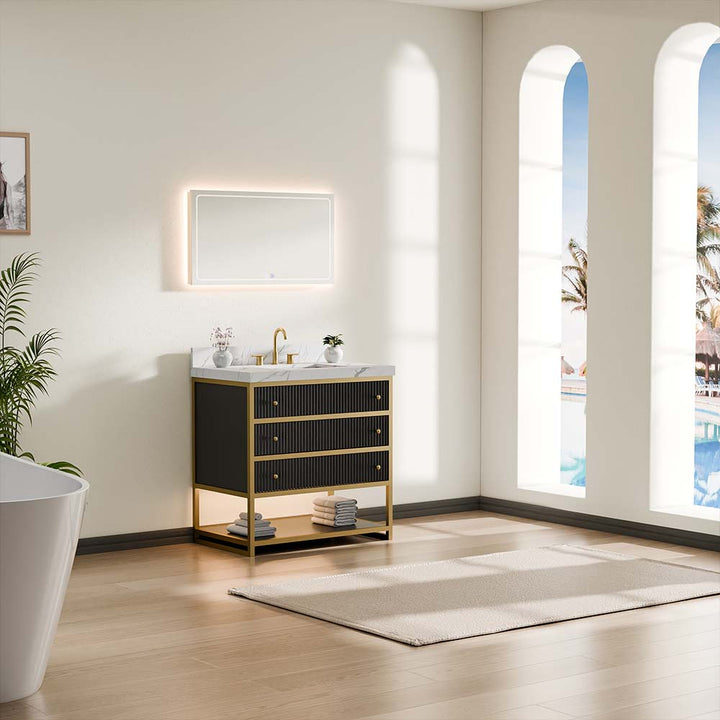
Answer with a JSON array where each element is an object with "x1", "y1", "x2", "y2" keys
[
  {"x1": 286, "y1": 353, "x2": 300, "y2": 365},
  {"x1": 251, "y1": 354, "x2": 264, "y2": 366}
]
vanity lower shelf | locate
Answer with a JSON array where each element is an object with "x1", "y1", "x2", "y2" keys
[
  {"x1": 196, "y1": 515, "x2": 390, "y2": 549},
  {"x1": 192, "y1": 374, "x2": 393, "y2": 556}
]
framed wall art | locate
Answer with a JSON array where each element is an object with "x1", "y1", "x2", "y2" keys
[{"x1": 0, "y1": 132, "x2": 30, "y2": 234}]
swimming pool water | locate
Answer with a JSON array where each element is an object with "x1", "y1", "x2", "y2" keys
[
  {"x1": 560, "y1": 398, "x2": 720, "y2": 508},
  {"x1": 694, "y1": 418, "x2": 720, "y2": 508}
]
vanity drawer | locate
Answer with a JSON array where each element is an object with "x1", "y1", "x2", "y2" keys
[
  {"x1": 254, "y1": 450, "x2": 389, "y2": 493},
  {"x1": 255, "y1": 415, "x2": 389, "y2": 456},
  {"x1": 254, "y1": 380, "x2": 389, "y2": 419}
]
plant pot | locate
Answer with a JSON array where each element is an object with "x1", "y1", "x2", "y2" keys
[
  {"x1": 212, "y1": 349, "x2": 233, "y2": 368},
  {"x1": 324, "y1": 346, "x2": 343, "y2": 363}
]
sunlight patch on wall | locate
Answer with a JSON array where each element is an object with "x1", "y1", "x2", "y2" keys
[{"x1": 388, "y1": 45, "x2": 439, "y2": 487}]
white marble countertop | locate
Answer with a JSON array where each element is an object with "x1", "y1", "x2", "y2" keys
[{"x1": 191, "y1": 346, "x2": 394, "y2": 384}]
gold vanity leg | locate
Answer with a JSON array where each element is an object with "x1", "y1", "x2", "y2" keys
[
  {"x1": 192, "y1": 487, "x2": 200, "y2": 534},
  {"x1": 247, "y1": 385, "x2": 256, "y2": 558},
  {"x1": 387, "y1": 376, "x2": 393, "y2": 540},
  {"x1": 385, "y1": 483, "x2": 393, "y2": 541},
  {"x1": 247, "y1": 494, "x2": 256, "y2": 558},
  {"x1": 191, "y1": 379, "x2": 198, "y2": 540}
]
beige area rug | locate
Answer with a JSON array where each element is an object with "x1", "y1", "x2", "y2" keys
[{"x1": 229, "y1": 545, "x2": 720, "y2": 646}]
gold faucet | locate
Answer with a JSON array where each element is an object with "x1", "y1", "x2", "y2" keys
[{"x1": 272, "y1": 327, "x2": 287, "y2": 365}]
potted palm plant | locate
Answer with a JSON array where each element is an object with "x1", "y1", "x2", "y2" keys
[{"x1": 0, "y1": 252, "x2": 81, "y2": 474}]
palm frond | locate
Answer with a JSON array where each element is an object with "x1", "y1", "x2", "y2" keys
[
  {"x1": 0, "y1": 253, "x2": 83, "y2": 477},
  {"x1": 0, "y1": 253, "x2": 40, "y2": 341},
  {"x1": 42, "y1": 460, "x2": 83, "y2": 478},
  {"x1": 561, "y1": 237, "x2": 588, "y2": 313}
]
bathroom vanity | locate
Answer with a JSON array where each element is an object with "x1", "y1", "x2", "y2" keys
[{"x1": 191, "y1": 354, "x2": 394, "y2": 556}]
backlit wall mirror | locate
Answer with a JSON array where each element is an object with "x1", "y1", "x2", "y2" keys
[{"x1": 189, "y1": 190, "x2": 334, "y2": 285}]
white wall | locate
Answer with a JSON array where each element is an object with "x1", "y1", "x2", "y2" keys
[
  {"x1": 482, "y1": 0, "x2": 720, "y2": 534},
  {"x1": 0, "y1": 0, "x2": 482, "y2": 537}
]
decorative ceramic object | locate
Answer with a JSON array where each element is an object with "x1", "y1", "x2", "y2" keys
[
  {"x1": 212, "y1": 349, "x2": 233, "y2": 368},
  {"x1": 210, "y1": 326, "x2": 234, "y2": 368},
  {"x1": 324, "y1": 346, "x2": 343, "y2": 363},
  {"x1": 322, "y1": 333, "x2": 345, "y2": 364}
]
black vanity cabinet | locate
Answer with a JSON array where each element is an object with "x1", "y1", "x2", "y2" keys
[{"x1": 192, "y1": 376, "x2": 393, "y2": 556}]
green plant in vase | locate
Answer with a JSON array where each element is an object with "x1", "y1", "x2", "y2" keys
[
  {"x1": 0, "y1": 253, "x2": 82, "y2": 476},
  {"x1": 322, "y1": 333, "x2": 344, "y2": 363}
]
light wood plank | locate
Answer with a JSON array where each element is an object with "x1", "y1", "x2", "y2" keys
[
  {"x1": 542, "y1": 666, "x2": 720, "y2": 717},
  {"x1": 0, "y1": 701, "x2": 48, "y2": 719},
  {"x1": 0, "y1": 511, "x2": 715, "y2": 720},
  {"x1": 578, "y1": 686, "x2": 720, "y2": 720},
  {"x1": 482, "y1": 707, "x2": 575, "y2": 720}
]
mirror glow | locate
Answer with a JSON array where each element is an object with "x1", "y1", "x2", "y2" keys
[{"x1": 189, "y1": 190, "x2": 334, "y2": 285}]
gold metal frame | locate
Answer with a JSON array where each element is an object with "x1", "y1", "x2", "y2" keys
[{"x1": 192, "y1": 375, "x2": 393, "y2": 557}]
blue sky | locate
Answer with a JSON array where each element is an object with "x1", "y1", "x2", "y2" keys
[
  {"x1": 561, "y1": 61, "x2": 589, "y2": 369},
  {"x1": 562, "y1": 42, "x2": 720, "y2": 247},
  {"x1": 699, "y1": 42, "x2": 720, "y2": 195},
  {"x1": 562, "y1": 61, "x2": 589, "y2": 248}
]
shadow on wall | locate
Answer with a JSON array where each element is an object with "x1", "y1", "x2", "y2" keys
[
  {"x1": 29, "y1": 9, "x2": 482, "y2": 537},
  {"x1": 157, "y1": 34, "x2": 478, "y2": 506},
  {"x1": 25, "y1": 354, "x2": 191, "y2": 537}
]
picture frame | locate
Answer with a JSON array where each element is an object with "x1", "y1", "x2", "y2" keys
[{"x1": 0, "y1": 132, "x2": 31, "y2": 234}]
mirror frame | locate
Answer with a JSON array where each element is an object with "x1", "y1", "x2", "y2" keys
[{"x1": 188, "y1": 189, "x2": 334, "y2": 285}]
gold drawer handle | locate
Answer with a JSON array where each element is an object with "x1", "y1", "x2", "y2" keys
[
  {"x1": 272, "y1": 436, "x2": 279, "y2": 442},
  {"x1": 375, "y1": 429, "x2": 382, "y2": 434},
  {"x1": 273, "y1": 473, "x2": 279, "y2": 480},
  {"x1": 272, "y1": 400, "x2": 279, "y2": 407},
  {"x1": 375, "y1": 465, "x2": 382, "y2": 471},
  {"x1": 375, "y1": 394, "x2": 382, "y2": 400}
]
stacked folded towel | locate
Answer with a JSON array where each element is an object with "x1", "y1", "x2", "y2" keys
[
  {"x1": 312, "y1": 495, "x2": 358, "y2": 527},
  {"x1": 226, "y1": 511, "x2": 276, "y2": 538}
]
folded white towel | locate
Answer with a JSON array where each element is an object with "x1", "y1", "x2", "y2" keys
[
  {"x1": 226, "y1": 524, "x2": 276, "y2": 537},
  {"x1": 313, "y1": 495, "x2": 358, "y2": 509},
  {"x1": 313, "y1": 502, "x2": 357, "y2": 511},
  {"x1": 312, "y1": 507, "x2": 358, "y2": 521},
  {"x1": 312, "y1": 516, "x2": 357, "y2": 527},
  {"x1": 313, "y1": 500, "x2": 356, "y2": 509},
  {"x1": 233, "y1": 518, "x2": 272, "y2": 528},
  {"x1": 238, "y1": 512, "x2": 263, "y2": 520}
]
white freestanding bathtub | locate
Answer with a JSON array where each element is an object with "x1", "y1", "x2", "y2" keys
[{"x1": 0, "y1": 452, "x2": 88, "y2": 703}]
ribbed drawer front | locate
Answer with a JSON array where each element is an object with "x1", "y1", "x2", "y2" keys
[
  {"x1": 255, "y1": 416, "x2": 389, "y2": 456},
  {"x1": 255, "y1": 451, "x2": 389, "y2": 493},
  {"x1": 254, "y1": 380, "x2": 389, "y2": 419}
]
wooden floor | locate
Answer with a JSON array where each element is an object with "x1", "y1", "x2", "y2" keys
[{"x1": 2, "y1": 512, "x2": 719, "y2": 720}]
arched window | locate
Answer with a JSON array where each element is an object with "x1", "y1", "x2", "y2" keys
[
  {"x1": 518, "y1": 46, "x2": 588, "y2": 494},
  {"x1": 652, "y1": 24, "x2": 720, "y2": 513}
]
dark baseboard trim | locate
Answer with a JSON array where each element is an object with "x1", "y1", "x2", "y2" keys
[
  {"x1": 76, "y1": 527, "x2": 194, "y2": 555},
  {"x1": 359, "y1": 496, "x2": 482, "y2": 522},
  {"x1": 76, "y1": 495, "x2": 718, "y2": 555},
  {"x1": 475, "y1": 496, "x2": 720, "y2": 552},
  {"x1": 361, "y1": 495, "x2": 718, "y2": 551}
]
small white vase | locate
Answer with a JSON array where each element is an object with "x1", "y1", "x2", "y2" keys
[
  {"x1": 212, "y1": 349, "x2": 233, "y2": 368},
  {"x1": 324, "y1": 346, "x2": 343, "y2": 363}
]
